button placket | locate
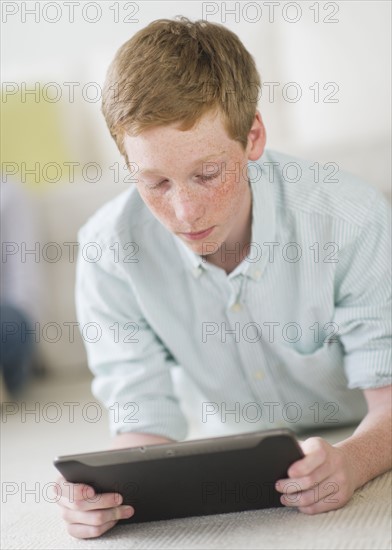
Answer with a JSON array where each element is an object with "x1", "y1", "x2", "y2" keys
[
  {"x1": 226, "y1": 274, "x2": 246, "y2": 311},
  {"x1": 225, "y1": 299, "x2": 288, "y2": 430}
]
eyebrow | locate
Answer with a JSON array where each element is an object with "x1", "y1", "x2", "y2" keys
[{"x1": 139, "y1": 151, "x2": 226, "y2": 176}]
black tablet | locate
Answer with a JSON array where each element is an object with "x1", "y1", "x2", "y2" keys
[{"x1": 54, "y1": 428, "x2": 304, "y2": 524}]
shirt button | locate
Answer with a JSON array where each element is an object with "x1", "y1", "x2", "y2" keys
[
  {"x1": 254, "y1": 370, "x2": 264, "y2": 380},
  {"x1": 230, "y1": 302, "x2": 242, "y2": 312},
  {"x1": 192, "y1": 267, "x2": 203, "y2": 278}
]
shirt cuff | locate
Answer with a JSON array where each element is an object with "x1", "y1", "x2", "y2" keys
[{"x1": 344, "y1": 348, "x2": 392, "y2": 389}]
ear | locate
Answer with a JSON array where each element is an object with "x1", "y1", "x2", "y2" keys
[{"x1": 246, "y1": 110, "x2": 266, "y2": 161}]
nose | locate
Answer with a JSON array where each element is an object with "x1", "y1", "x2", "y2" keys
[{"x1": 172, "y1": 185, "x2": 206, "y2": 227}]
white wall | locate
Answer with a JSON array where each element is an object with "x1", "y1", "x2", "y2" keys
[{"x1": 3, "y1": 0, "x2": 390, "y2": 192}]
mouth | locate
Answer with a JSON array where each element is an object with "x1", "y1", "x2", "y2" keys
[{"x1": 180, "y1": 226, "x2": 215, "y2": 240}]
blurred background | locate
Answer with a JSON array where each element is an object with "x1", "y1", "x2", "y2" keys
[{"x1": 1, "y1": 0, "x2": 391, "y2": 451}]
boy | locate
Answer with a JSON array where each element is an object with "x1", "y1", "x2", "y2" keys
[{"x1": 56, "y1": 17, "x2": 391, "y2": 539}]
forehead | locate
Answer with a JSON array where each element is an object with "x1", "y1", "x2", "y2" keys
[{"x1": 123, "y1": 109, "x2": 237, "y2": 167}]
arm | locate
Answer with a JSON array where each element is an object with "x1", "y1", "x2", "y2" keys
[
  {"x1": 275, "y1": 385, "x2": 392, "y2": 514},
  {"x1": 74, "y1": 225, "x2": 188, "y2": 442},
  {"x1": 57, "y1": 226, "x2": 186, "y2": 538},
  {"x1": 276, "y1": 190, "x2": 391, "y2": 514},
  {"x1": 334, "y1": 385, "x2": 392, "y2": 488}
]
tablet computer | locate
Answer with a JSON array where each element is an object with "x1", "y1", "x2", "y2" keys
[{"x1": 54, "y1": 428, "x2": 303, "y2": 524}]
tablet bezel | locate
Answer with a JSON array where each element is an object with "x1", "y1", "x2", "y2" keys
[{"x1": 54, "y1": 427, "x2": 303, "y2": 467}]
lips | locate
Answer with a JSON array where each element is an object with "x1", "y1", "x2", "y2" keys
[{"x1": 180, "y1": 226, "x2": 215, "y2": 240}]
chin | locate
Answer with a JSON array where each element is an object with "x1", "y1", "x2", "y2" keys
[{"x1": 193, "y1": 240, "x2": 221, "y2": 256}]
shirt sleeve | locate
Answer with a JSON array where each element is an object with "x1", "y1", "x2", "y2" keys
[
  {"x1": 75, "y1": 227, "x2": 188, "y2": 441},
  {"x1": 333, "y1": 190, "x2": 391, "y2": 389}
]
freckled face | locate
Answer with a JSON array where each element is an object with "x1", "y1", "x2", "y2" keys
[{"x1": 123, "y1": 109, "x2": 254, "y2": 256}]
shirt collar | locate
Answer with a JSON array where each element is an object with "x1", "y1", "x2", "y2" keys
[{"x1": 172, "y1": 154, "x2": 276, "y2": 281}]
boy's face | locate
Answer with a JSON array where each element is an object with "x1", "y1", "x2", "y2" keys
[{"x1": 123, "y1": 108, "x2": 265, "y2": 258}]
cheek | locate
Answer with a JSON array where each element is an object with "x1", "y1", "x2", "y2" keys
[
  {"x1": 138, "y1": 190, "x2": 173, "y2": 221},
  {"x1": 208, "y1": 190, "x2": 230, "y2": 215},
  {"x1": 137, "y1": 177, "x2": 242, "y2": 223},
  {"x1": 208, "y1": 178, "x2": 244, "y2": 216}
]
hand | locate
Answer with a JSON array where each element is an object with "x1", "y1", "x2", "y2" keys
[
  {"x1": 274, "y1": 437, "x2": 357, "y2": 514},
  {"x1": 55, "y1": 475, "x2": 135, "y2": 539}
]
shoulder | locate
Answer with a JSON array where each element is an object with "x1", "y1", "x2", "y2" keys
[
  {"x1": 261, "y1": 149, "x2": 389, "y2": 231},
  {"x1": 77, "y1": 185, "x2": 156, "y2": 246}
]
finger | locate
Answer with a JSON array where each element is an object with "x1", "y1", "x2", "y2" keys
[
  {"x1": 276, "y1": 461, "x2": 332, "y2": 493},
  {"x1": 298, "y1": 485, "x2": 346, "y2": 515},
  {"x1": 61, "y1": 504, "x2": 134, "y2": 526},
  {"x1": 280, "y1": 478, "x2": 341, "y2": 509},
  {"x1": 298, "y1": 493, "x2": 345, "y2": 516},
  {"x1": 57, "y1": 491, "x2": 124, "y2": 511},
  {"x1": 67, "y1": 519, "x2": 118, "y2": 539},
  {"x1": 287, "y1": 438, "x2": 329, "y2": 477},
  {"x1": 54, "y1": 478, "x2": 98, "y2": 502}
]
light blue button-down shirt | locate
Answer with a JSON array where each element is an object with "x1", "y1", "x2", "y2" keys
[{"x1": 75, "y1": 149, "x2": 391, "y2": 441}]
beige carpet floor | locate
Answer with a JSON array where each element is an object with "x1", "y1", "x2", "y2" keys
[{"x1": 1, "y1": 371, "x2": 391, "y2": 549}]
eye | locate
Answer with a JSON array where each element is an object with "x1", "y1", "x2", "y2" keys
[
  {"x1": 198, "y1": 172, "x2": 221, "y2": 183},
  {"x1": 146, "y1": 172, "x2": 221, "y2": 190},
  {"x1": 147, "y1": 179, "x2": 168, "y2": 190}
]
